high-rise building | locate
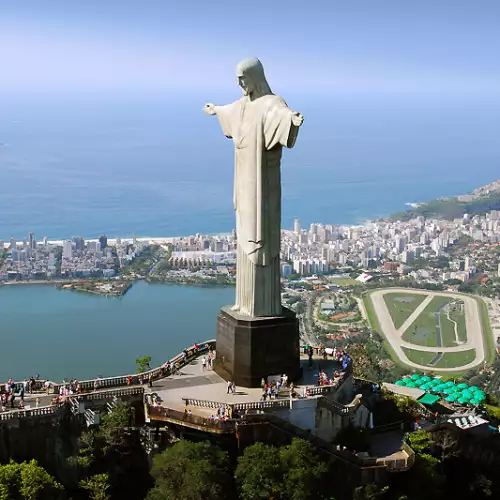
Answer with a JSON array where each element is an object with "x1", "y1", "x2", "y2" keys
[
  {"x1": 63, "y1": 240, "x2": 73, "y2": 259},
  {"x1": 464, "y1": 256, "x2": 473, "y2": 272},
  {"x1": 28, "y1": 232, "x2": 36, "y2": 249},
  {"x1": 0, "y1": 240, "x2": 4, "y2": 251},
  {"x1": 73, "y1": 237, "x2": 85, "y2": 251},
  {"x1": 9, "y1": 238, "x2": 16, "y2": 250},
  {"x1": 293, "y1": 218, "x2": 301, "y2": 234},
  {"x1": 99, "y1": 234, "x2": 108, "y2": 249}
]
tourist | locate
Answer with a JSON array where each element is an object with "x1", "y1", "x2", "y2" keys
[
  {"x1": 202, "y1": 357, "x2": 207, "y2": 371},
  {"x1": 44, "y1": 380, "x2": 51, "y2": 395},
  {"x1": 207, "y1": 354, "x2": 212, "y2": 368},
  {"x1": 261, "y1": 377, "x2": 266, "y2": 389},
  {"x1": 19, "y1": 384, "x2": 25, "y2": 407},
  {"x1": 231, "y1": 382, "x2": 236, "y2": 394},
  {"x1": 148, "y1": 373, "x2": 153, "y2": 388},
  {"x1": 29, "y1": 377, "x2": 36, "y2": 394},
  {"x1": 226, "y1": 380, "x2": 232, "y2": 394},
  {"x1": 127, "y1": 375, "x2": 132, "y2": 386},
  {"x1": 36, "y1": 397, "x2": 41, "y2": 408}
]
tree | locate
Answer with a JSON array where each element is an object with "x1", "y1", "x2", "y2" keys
[
  {"x1": 79, "y1": 473, "x2": 110, "y2": 500},
  {"x1": 235, "y1": 442, "x2": 282, "y2": 500},
  {"x1": 136, "y1": 355, "x2": 152, "y2": 373},
  {"x1": 147, "y1": 440, "x2": 234, "y2": 500},
  {"x1": 0, "y1": 460, "x2": 64, "y2": 499},
  {"x1": 235, "y1": 439, "x2": 333, "y2": 500}
]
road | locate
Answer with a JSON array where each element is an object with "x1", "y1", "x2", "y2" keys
[{"x1": 368, "y1": 288, "x2": 486, "y2": 371}]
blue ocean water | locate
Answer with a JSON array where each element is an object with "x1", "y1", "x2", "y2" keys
[{"x1": 0, "y1": 91, "x2": 500, "y2": 240}]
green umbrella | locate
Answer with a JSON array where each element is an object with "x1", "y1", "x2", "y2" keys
[
  {"x1": 420, "y1": 383, "x2": 432, "y2": 390},
  {"x1": 457, "y1": 383, "x2": 468, "y2": 389},
  {"x1": 469, "y1": 386, "x2": 479, "y2": 392},
  {"x1": 461, "y1": 390, "x2": 472, "y2": 398},
  {"x1": 461, "y1": 394, "x2": 472, "y2": 401},
  {"x1": 411, "y1": 374, "x2": 421, "y2": 381},
  {"x1": 475, "y1": 392, "x2": 486, "y2": 401},
  {"x1": 457, "y1": 398, "x2": 467, "y2": 404},
  {"x1": 429, "y1": 379, "x2": 441, "y2": 386},
  {"x1": 445, "y1": 381, "x2": 455, "y2": 387},
  {"x1": 420, "y1": 376, "x2": 431, "y2": 382},
  {"x1": 395, "y1": 380, "x2": 405, "y2": 386},
  {"x1": 470, "y1": 399, "x2": 481, "y2": 405},
  {"x1": 444, "y1": 388, "x2": 455, "y2": 395},
  {"x1": 407, "y1": 382, "x2": 418, "y2": 388},
  {"x1": 435, "y1": 384, "x2": 446, "y2": 392},
  {"x1": 446, "y1": 395, "x2": 457, "y2": 402}
]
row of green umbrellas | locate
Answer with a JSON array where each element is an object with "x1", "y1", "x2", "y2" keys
[{"x1": 395, "y1": 375, "x2": 486, "y2": 405}]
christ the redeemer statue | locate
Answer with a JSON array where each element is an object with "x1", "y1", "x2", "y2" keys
[{"x1": 204, "y1": 57, "x2": 304, "y2": 318}]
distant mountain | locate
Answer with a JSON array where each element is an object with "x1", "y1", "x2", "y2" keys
[{"x1": 391, "y1": 179, "x2": 500, "y2": 221}]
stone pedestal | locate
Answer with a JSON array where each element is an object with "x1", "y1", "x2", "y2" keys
[{"x1": 213, "y1": 306, "x2": 301, "y2": 388}]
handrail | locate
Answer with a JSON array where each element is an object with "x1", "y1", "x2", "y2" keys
[
  {"x1": 181, "y1": 397, "x2": 291, "y2": 411},
  {"x1": 76, "y1": 340, "x2": 215, "y2": 391},
  {"x1": 0, "y1": 385, "x2": 146, "y2": 422},
  {"x1": 0, "y1": 340, "x2": 216, "y2": 396},
  {"x1": 0, "y1": 404, "x2": 65, "y2": 421},
  {"x1": 147, "y1": 404, "x2": 234, "y2": 432}
]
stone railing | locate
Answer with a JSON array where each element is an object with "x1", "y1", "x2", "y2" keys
[
  {"x1": 73, "y1": 340, "x2": 215, "y2": 392},
  {"x1": 2, "y1": 340, "x2": 216, "y2": 396},
  {"x1": 76, "y1": 386, "x2": 145, "y2": 401},
  {"x1": 0, "y1": 386, "x2": 145, "y2": 423},
  {"x1": 0, "y1": 404, "x2": 64, "y2": 421},
  {"x1": 181, "y1": 397, "x2": 291, "y2": 411}
]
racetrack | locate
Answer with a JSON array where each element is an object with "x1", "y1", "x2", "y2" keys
[{"x1": 368, "y1": 288, "x2": 486, "y2": 372}]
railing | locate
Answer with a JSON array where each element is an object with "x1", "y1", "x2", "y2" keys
[
  {"x1": 76, "y1": 386, "x2": 145, "y2": 401},
  {"x1": 0, "y1": 404, "x2": 64, "y2": 421},
  {"x1": 76, "y1": 340, "x2": 215, "y2": 391},
  {"x1": 180, "y1": 397, "x2": 291, "y2": 411},
  {"x1": 1, "y1": 341, "x2": 215, "y2": 399},
  {"x1": 147, "y1": 404, "x2": 234, "y2": 433}
]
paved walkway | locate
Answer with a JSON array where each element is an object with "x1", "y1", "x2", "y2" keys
[
  {"x1": 150, "y1": 354, "x2": 341, "y2": 417},
  {"x1": 368, "y1": 288, "x2": 485, "y2": 371}
]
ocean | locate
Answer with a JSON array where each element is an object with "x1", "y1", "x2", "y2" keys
[{"x1": 1, "y1": 91, "x2": 499, "y2": 241}]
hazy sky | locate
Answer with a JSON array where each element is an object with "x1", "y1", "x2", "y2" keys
[{"x1": 1, "y1": 1, "x2": 499, "y2": 96}]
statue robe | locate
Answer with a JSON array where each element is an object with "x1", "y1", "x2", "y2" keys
[{"x1": 216, "y1": 94, "x2": 300, "y2": 317}]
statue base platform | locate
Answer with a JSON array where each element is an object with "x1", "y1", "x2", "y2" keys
[{"x1": 213, "y1": 306, "x2": 301, "y2": 388}]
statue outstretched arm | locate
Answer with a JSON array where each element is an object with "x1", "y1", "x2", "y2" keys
[
  {"x1": 204, "y1": 101, "x2": 239, "y2": 139},
  {"x1": 264, "y1": 102, "x2": 304, "y2": 150}
]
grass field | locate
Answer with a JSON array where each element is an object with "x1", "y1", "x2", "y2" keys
[
  {"x1": 329, "y1": 278, "x2": 358, "y2": 286},
  {"x1": 383, "y1": 292, "x2": 428, "y2": 330},
  {"x1": 433, "y1": 349, "x2": 476, "y2": 369},
  {"x1": 402, "y1": 295, "x2": 454, "y2": 347},
  {"x1": 439, "y1": 307, "x2": 467, "y2": 346},
  {"x1": 402, "y1": 347, "x2": 437, "y2": 366}
]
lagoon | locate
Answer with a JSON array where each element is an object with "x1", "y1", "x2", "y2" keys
[{"x1": 0, "y1": 281, "x2": 234, "y2": 381}]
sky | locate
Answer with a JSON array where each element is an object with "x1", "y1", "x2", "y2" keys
[{"x1": 1, "y1": 0, "x2": 500, "y2": 97}]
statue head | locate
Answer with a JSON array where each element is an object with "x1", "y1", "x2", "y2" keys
[{"x1": 236, "y1": 57, "x2": 272, "y2": 98}]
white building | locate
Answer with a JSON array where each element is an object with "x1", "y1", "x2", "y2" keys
[{"x1": 62, "y1": 240, "x2": 73, "y2": 259}]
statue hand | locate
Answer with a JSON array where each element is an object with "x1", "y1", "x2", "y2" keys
[
  {"x1": 203, "y1": 103, "x2": 217, "y2": 116},
  {"x1": 292, "y1": 112, "x2": 304, "y2": 127}
]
